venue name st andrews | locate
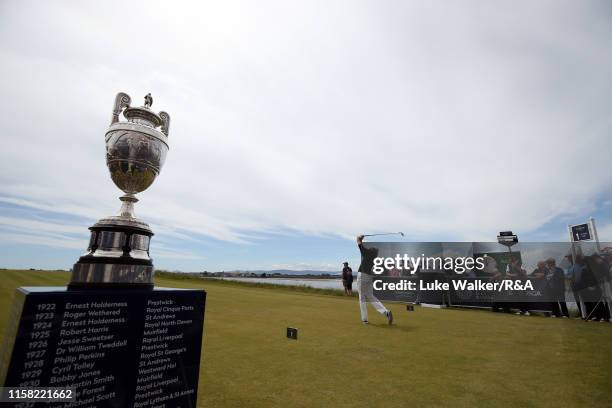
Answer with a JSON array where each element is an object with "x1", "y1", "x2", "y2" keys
[{"x1": 373, "y1": 279, "x2": 535, "y2": 292}]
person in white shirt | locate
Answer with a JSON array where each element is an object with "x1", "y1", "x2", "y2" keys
[{"x1": 356, "y1": 235, "x2": 393, "y2": 325}]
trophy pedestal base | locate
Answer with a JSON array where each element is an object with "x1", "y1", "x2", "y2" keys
[
  {"x1": 70, "y1": 261, "x2": 154, "y2": 288},
  {"x1": 70, "y1": 214, "x2": 155, "y2": 287},
  {"x1": 0, "y1": 286, "x2": 206, "y2": 407},
  {"x1": 67, "y1": 282, "x2": 154, "y2": 290}
]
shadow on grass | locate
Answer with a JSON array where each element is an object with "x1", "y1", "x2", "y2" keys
[{"x1": 366, "y1": 322, "x2": 416, "y2": 332}]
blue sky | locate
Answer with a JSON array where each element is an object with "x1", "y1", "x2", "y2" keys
[
  {"x1": 1, "y1": 1, "x2": 612, "y2": 272},
  {"x1": 1, "y1": 196, "x2": 611, "y2": 272}
]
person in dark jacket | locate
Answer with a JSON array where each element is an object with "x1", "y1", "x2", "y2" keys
[
  {"x1": 508, "y1": 258, "x2": 529, "y2": 315},
  {"x1": 571, "y1": 253, "x2": 602, "y2": 320},
  {"x1": 584, "y1": 254, "x2": 610, "y2": 322},
  {"x1": 566, "y1": 254, "x2": 585, "y2": 318},
  {"x1": 342, "y1": 262, "x2": 353, "y2": 295},
  {"x1": 546, "y1": 258, "x2": 569, "y2": 317}
]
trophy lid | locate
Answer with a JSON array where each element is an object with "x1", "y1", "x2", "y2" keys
[
  {"x1": 123, "y1": 106, "x2": 163, "y2": 128},
  {"x1": 110, "y1": 92, "x2": 170, "y2": 137}
]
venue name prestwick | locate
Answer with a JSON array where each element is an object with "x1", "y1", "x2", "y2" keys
[{"x1": 371, "y1": 254, "x2": 534, "y2": 292}]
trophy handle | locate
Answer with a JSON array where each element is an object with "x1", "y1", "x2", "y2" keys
[
  {"x1": 159, "y1": 111, "x2": 171, "y2": 136},
  {"x1": 111, "y1": 92, "x2": 131, "y2": 125}
]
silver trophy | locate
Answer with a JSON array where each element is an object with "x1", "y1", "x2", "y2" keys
[{"x1": 70, "y1": 92, "x2": 170, "y2": 288}]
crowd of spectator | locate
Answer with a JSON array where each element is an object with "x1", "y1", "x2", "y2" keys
[{"x1": 489, "y1": 250, "x2": 611, "y2": 322}]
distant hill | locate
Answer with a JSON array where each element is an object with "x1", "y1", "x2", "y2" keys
[
  {"x1": 225, "y1": 269, "x2": 340, "y2": 276},
  {"x1": 161, "y1": 269, "x2": 342, "y2": 277}
]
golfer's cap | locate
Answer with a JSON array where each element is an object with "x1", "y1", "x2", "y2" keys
[{"x1": 343, "y1": 261, "x2": 349, "y2": 265}]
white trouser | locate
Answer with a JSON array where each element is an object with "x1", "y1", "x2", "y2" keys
[{"x1": 357, "y1": 272, "x2": 388, "y2": 322}]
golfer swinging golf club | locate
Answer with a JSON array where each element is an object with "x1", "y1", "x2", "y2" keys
[{"x1": 357, "y1": 234, "x2": 393, "y2": 325}]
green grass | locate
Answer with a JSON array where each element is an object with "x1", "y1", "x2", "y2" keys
[{"x1": 1, "y1": 270, "x2": 611, "y2": 407}]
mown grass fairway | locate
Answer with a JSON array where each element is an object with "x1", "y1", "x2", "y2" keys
[{"x1": 1, "y1": 270, "x2": 611, "y2": 407}]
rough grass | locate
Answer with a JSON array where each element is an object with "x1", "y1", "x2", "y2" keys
[{"x1": 1, "y1": 269, "x2": 611, "y2": 408}]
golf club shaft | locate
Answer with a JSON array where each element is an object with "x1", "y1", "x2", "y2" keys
[{"x1": 363, "y1": 232, "x2": 403, "y2": 237}]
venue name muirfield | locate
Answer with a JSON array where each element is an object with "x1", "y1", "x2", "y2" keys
[{"x1": 373, "y1": 279, "x2": 534, "y2": 292}]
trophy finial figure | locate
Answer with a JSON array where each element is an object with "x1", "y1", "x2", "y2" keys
[{"x1": 144, "y1": 93, "x2": 153, "y2": 108}]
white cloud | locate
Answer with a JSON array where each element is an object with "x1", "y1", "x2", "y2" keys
[
  {"x1": 592, "y1": 223, "x2": 612, "y2": 243},
  {"x1": 1, "y1": 0, "x2": 611, "y2": 247},
  {"x1": 0, "y1": 232, "x2": 86, "y2": 250},
  {"x1": 0, "y1": 216, "x2": 84, "y2": 235}
]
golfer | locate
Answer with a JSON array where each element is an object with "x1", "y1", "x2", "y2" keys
[
  {"x1": 357, "y1": 235, "x2": 393, "y2": 324},
  {"x1": 342, "y1": 262, "x2": 353, "y2": 295}
]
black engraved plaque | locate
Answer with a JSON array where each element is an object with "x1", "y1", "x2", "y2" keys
[{"x1": 1, "y1": 287, "x2": 206, "y2": 407}]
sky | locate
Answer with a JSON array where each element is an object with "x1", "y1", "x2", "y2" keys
[{"x1": 0, "y1": 1, "x2": 611, "y2": 272}]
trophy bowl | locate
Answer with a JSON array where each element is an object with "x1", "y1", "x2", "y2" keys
[
  {"x1": 105, "y1": 93, "x2": 170, "y2": 195},
  {"x1": 106, "y1": 124, "x2": 168, "y2": 194}
]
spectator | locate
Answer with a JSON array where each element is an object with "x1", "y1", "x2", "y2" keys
[
  {"x1": 569, "y1": 253, "x2": 602, "y2": 321},
  {"x1": 481, "y1": 255, "x2": 499, "y2": 278},
  {"x1": 566, "y1": 254, "x2": 584, "y2": 318},
  {"x1": 491, "y1": 257, "x2": 508, "y2": 313},
  {"x1": 342, "y1": 262, "x2": 353, "y2": 296},
  {"x1": 491, "y1": 256, "x2": 521, "y2": 314},
  {"x1": 602, "y1": 249, "x2": 612, "y2": 322},
  {"x1": 585, "y1": 254, "x2": 610, "y2": 322},
  {"x1": 532, "y1": 261, "x2": 547, "y2": 278},
  {"x1": 545, "y1": 258, "x2": 569, "y2": 318},
  {"x1": 507, "y1": 257, "x2": 529, "y2": 316},
  {"x1": 526, "y1": 260, "x2": 549, "y2": 314}
]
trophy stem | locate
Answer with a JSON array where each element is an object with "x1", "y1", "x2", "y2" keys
[{"x1": 119, "y1": 194, "x2": 138, "y2": 218}]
